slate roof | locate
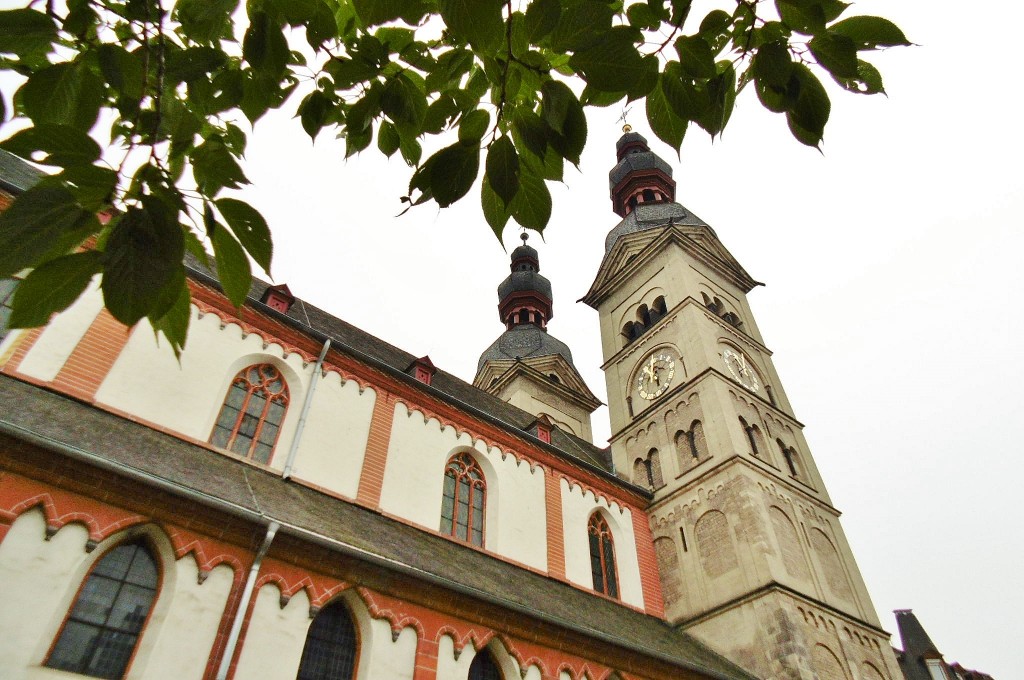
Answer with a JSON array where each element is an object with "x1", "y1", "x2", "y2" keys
[
  {"x1": 0, "y1": 374, "x2": 754, "y2": 680},
  {"x1": 0, "y1": 150, "x2": 44, "y2": 194},
  {"x1": 605, "y1": 201, "x2": 712, "y2": 253},
  {"x1": 476, "y1": 324, "x2": 576, "y2": 373}
]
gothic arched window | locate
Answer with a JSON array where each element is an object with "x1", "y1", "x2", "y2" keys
[
  {"x1": 440, "y1": 452, "x2": 486, "y2": 546},
  {"x1": 46, "y1": 540, "x2": 159, "y2": 678},
  {"x1": 210, "y1": 363, "x2": 290, "y2": 464},
  {"x1": 468, "y1": 649, "x2": 503, "y2": 680},
  {"x1": 588, "y1": 513, "x2": 619, "y2": 598},
  {"x1": 296, "y1": 600, "x2": 358, "y2": 680}
]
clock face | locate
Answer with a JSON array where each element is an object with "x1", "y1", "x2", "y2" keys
[
  {"x1": 637, "y1": 352, "x2": 676, "y2": 400},
  {"x1": 723, "y1": 348, "x2": 760, "y2": 392}
]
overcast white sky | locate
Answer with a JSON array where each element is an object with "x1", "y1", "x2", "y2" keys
[
  {"x1": 231, "y1": 2, "x2": 1021, "y2": 677},
  {"x1": 3, "y1": 0, "x2": 1019, "y2": 676}
]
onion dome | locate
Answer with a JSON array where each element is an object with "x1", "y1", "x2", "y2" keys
[
  {"x1": 608, "y1": 126, "x2": 676, "y2": 218},
  {"x1": 496, "y1": 233, "x2": 553, "y2": 329}
]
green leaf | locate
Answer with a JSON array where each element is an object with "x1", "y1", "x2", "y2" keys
[
  {"x1": 786, "y1": 63, "x2": 831, "y2": 147},
  {"x1": 1, "y1": 125, "x2": 101, "y2": 168},
  {"x1": 299, "y1": 90, "x2": 332, "y2": 141},
  {"x1": 486, "y1": 136, "x2": 520, "y2": 207},
  {"x1": 541, "y1": 81, "x2": 575, "y2": 136},
  {"x1": 550, "y1": 0, "x2": 614, "y2": 51},
  {"x1": 378, "y1": 121, "x2": 401, "y2": 157},
  {"x1": 8, "y1": 251, "x2": 103, "y2": 328},
  {"x1": 175, "y1": 0, "x2": 237, "y2": 43},
  {"x1": 353, "y1": 0, "x2": 424, "y2": 26},
  {"x1": 399, "y1": 134, "x2": 422, "y2": 166},
  {"x1": 646, "y1": 75, "x2": 687, "y2": 151},
  {"x1": 207, "y1": 211, "x2": 252, "y2": 308},
  {"x1": 524, "y1": 0, "x2": 561, "y2": 41},
  {"x1": 695, "y1": 62, "x2": 737, "y2": 137},
  {"x1": 427, "y1": 143, "x2": 479, "y2": 208},
  {"x1": 512, "y1": 109, "x2": 548, "y2": 160},
  {"x1": 569, "y1": 26, "x2": 647, "y2": 93},
  {"x1": 51, "y1": 165, "x2": 118, "y2": 211},
  {"x1": 148, "y1": 276, "x2": 192, "y2": 358},
  {"x1": 21, "y1": 63, "x2": 89, "y2": 129},
  {"x1": 698, "y1": 10, "x2": 731, "y2": 38},
  {"x1": 661, "y1": 61, "x2": 710, "y2": 121},
  {"x1": 675, "y1": 35, "x2": 717, "y2": 78},
  {"x1": 307, "y1": 1, "x2": 339, "y2": 48},
  {"x1": 216, "y1": 198, "x2": 273, "y2": 273},
  {"x1": 752, "y1": 42, "x2": 793, "y2": 88},
  {"x1": 541, "y1": 82, "x2": 586, "y2": 166},
  {"x1": 833, "y1": 59, "x2": 885, "y2": 94},
  {"x1": 459, "y1": 109, "x2": 491, "y2": 143},
  {"x1": 776, "y1": 0, "x2": 825, "y2": 35},
  {"x1": 809, "y1": 32, "x2": 858, "y2": 79},
  {"x1": 101, "y1": 201, "x2": 185, "y2": 327},
  {"x1": 192, "y1": 140, "x2": 248, "y2": 196},
  {"x1": 438, "y1": 0, "x2": 504, "y2": 52},
  {"x1": 830, "y1": 15, "x2": 911, "y2": 49},
  {"x1": 481, "y1": 175, "x2": 511, "y2": 241},
  {"x1": 0, "y1": 9, "x2": 57, "y2": 56},
  {"x1": 98, "y1": 44, "x2": 145, "y2": 106},
  {"x1": 244, "y1": 11, "x2": 289, "y2": 77},
  {"x1": 0, "y1": 186, "x2": 95, "y2": 278},
  {"x1": 381, "y1": 74, "x2": 427, "y2": 133},
  {"x1": 165, "y1": 47, "x2": 228, "y2": 84},
  {"x1": 509, "y1": 160, "x2": 551, "y2": 231}
]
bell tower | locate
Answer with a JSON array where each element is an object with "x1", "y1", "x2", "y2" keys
[{"x1": 582, "y1": 129, "x2": 901, "y2": 680}]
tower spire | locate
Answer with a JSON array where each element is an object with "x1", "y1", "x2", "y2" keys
[{"x1": 608, "y1": 129, "x2": 676, "y2": 217}]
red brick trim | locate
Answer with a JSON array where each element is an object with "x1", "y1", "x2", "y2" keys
[
  {"x1": 356, "y1": 391, "x2": 396, "y2": 507},
  {"x1": 630, "y1": 508, "x2": 666, "y2": 618},
  {"x1": 50, "y1": 309, "x2": 133, "y2": 401},
  {"x1": 545, "y1": 472, "x2": 566, "y2": 579},
  {"x1": 0, "y1": 326, "x2": 45, "y2": 375}
]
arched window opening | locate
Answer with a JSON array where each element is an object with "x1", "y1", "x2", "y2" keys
[
  {"x1": 469, "y1": 649, "x2": 503, "y2": 680},
  {"x1": 588, "y1": 513, "x2": 618, "y2": 598},
  {"x1": 622, "y1": 321, "x2": 636, "y2": 345},
  {"x1": 722, "y1": 311, "x2": 742, "y2": 328},
  {"x1": 739, "y1": 417, "x2": 760, "y2": 457},
  {"x1": 547, "y1": 373, "x2": 560, "y2": 383},
  {"x1": 646, "y1": 448, "x2": 664, "y2": 488},
  {"x1": 440, "y1": 452, "x2": 486, "y2": 546},
  {"x1": 626, "y1": 196, "x2": 638, "y2": 213},
  {"x1": 676, "y1": 419, "x2": 706, "y2": 462},
  {"x1": 649, "y1": 296, "x2": 667, "y2": 325},
  {"x1": 47, "y1": 540, "x2": 159, "y2": 678},
  {"x1": 642, "y1": 189, "x2": 656, "y2": 202},
  {"x1": 296, "y1": 600, "x2": 358, "y2": 680},
  {"x1": 779, "y1": 441, "x2": 801, "y2": 478},
  {"x1": 210, "y1": 363, "x2": 289, "y2": 464},
  {"x1": 518, "y1": 309, "x2": 530, "y2": 325},
  {"x1": 632, "y1": 458, "x2": 648, "y2": 488},
  {"x1": 638, "y1": 304, "x2": 652, "y2": 327}
]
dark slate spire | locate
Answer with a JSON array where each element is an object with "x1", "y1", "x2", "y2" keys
[
  {"x1": 496, "y1": 232, "x2": 553, "y2": 329},
  {"x1": 608, "y1": 125, "x2": 676, "y2": 218}
]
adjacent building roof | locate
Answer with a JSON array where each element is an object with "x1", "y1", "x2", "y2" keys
[
  {"x1": 893, "y1": 610, "x2": 993, "y2": 680},
  {"x1": 0, "y1": 374, "x2": 754, "y2": 680},
  {"x1": 0, "y1": 149, "x2": 44, "y2": 194}
]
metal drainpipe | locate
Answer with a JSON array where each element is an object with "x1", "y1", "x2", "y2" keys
[
  {"x1": 282, "y1": 338, "x2": 330, "y2": 480},
  {"x1": 215, "y1": 520, "x2": 280, "y2": 680}
]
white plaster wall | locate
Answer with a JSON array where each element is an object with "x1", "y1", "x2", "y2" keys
[
  {"x1": 0, "y1": 510, "x2": 91, "y2": 678},
  {"x1": 289, "y1": 376, "x2": 376, "y2": 499},
  {"x1": 95, "y1": 309, "x2": 310, "y2": 466},
  {"x1": 233, "y1": 584, "x2": 310, "y2": 679},
  {"x1": 559, "y1": 478, "x2": 645, "y2": 609},
  {"x1": 16, "y1": 280, "x2": 103, "y2": 382},
  {"x1": 361, "y1": 617, "x2": 416, "y2": 680},
  {"x1": 136, "y1": 561, "x2": 233, "y2": 679},
  {"x1": 436, "y1": 634, "x2": 472, "y2": 680},
  {"x1": 378, "y1": 402, "x2": 548, "y2": 571}
]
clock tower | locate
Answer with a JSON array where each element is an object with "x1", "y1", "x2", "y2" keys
[{"x1": 582, "y1": 129, "x2": 901, "y2": 680}]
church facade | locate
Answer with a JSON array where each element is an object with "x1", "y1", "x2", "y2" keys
[{"x1": 0, "y1": 134, "x2": 900, "y2": 680}]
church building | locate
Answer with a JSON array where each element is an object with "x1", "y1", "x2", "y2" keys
[{"x1": 0, "y1": 131, "x2": 906, "y2": 680}]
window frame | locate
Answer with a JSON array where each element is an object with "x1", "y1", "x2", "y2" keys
[
  {"x1": 296, "y1": 599, "x2": 360, "y2": 680},
  {"x1": 45, "y1": 539, "x2": 161, "y2": 680},
  {"x1": 468, "y1": 648, "x2": 504, "y2": 680},
  {"x1": 209, "y1": 363, "x2": 290, "y2": 464},
  {"x1": 587, "y1": 512, "x2": 619, "y2": 599},
  {"x1": 439, "y1": 452, "x2": 487, "y2": 547}
]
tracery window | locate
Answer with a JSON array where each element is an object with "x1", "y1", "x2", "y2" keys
[
  {"x1": 296, "y1": 601, "x2": 358, "y2": 680},
  {"x1": 46, "y1": 540, "x2": 159, "y2": 679},
  {"x1": 210, "y1": 363, "x2": 289, "y2": 464},
  {"x1": 588, "y1": 513, "x2": 619, "y2": 598},
  {"x1": 440, "y1": 452, "x2": 486, "y2": 546},
  {"x1": 468, "y1": 649, "x2": 503, "y2": 680}
]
